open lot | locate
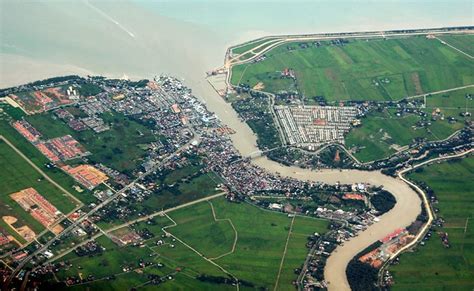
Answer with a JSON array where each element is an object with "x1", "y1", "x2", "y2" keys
[
  {"x1": 0, "y1": 140, "x2": 77, "y2": 245},
  {"x1": 57, "y1": 197, "x2": 328, "y2": 289},
  {"x1": 389, "y1": 157, "x2": 474, "y2": 290},
  {"x1": 231, "y1": 35, "x2": 474, "y2": 103}
]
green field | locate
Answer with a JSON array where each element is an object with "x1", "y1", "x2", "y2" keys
[
  {"x1": 389, "y1": 157, "x2": 474, "y2": 290},
  {"x1": 165, "y1": 198, "x2": 329, "y2": 289},
  {"x1": 58, "y1": 198, "x2": 329, "y2": 290},
  {"x1": 231, "y1": 35, "x2": 474, "y2": 102},
  {"x1": 97, "y1": 169, "x2": 223, "y2": 230},
  {"x1": 0, "y1": 107, "x2": 95, "y2": 204},
  {"x1": 345, "y1": 88, "x2": 472, "y2": 162},
  {"x1": 0, "y1": 140, "x2": 78, "y2": 243},
  {"x1": 437, "y1": 34, "x2": 474, "y2": 56},
  {"x1": 25, "y1": 110, "x2": 162, "y2": 175}
]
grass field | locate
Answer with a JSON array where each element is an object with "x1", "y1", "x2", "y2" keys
[
  {"x1": 0, "y1": 140, "x2": 78, "y2": 242},
  {"x1": 345, "y1": 88, "x2": 472, "y2": 162},
  {"x1": 231, "y1": 35, "x2": 474, "y2": 102},
  {"x1": 389, "y1": 157, "x2": 474, "y2": 290},
  {"x1": 58, "y1": 197, "x2": 328, "y2": 290}
]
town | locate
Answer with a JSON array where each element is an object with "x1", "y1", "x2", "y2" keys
[
  {"x1": 0, "y1": 74, "x2": 418, "y2": 290},
  {"x1": 1, "y1": 65, "x2": 472, "y2": 288}
]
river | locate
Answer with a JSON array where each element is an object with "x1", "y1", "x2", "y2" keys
[{"x1": 1, "y1": 1, "x2": 471, "y2": 289}]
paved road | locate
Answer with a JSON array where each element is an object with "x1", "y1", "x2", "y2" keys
[
  {"x1": 226, "y1": 29, "x2": 474, "y2": 69},
  {"x1": 323, "y1": 149, "x2": 472, "y2": 291},
  {"x1": 434, "y1": 36, "x2": 474, "y2": 59},
  {"x1": 406, "y1": 84, "x2": 474, "y2": 100}
]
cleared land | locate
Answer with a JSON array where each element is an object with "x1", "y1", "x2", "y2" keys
[
  {"x1": 0, "y1": 140, "x2": 77, "y2": 243},
  {"x1": 231, "y1": 35, "x2": 474, "y2": 102},
  {"x1": 56, "y1": 197, "x2": 328, "y2": 289},
  {"x1": 345, "y1": 88, "x2": 472, "y2": 162},
  {"x1": 389, "y1": 157, "x2": 474, "y2": 290}
]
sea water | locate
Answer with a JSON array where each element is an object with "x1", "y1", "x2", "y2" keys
[{"x1": 1, "y1": 0, "x2": 472, "y2": 88}]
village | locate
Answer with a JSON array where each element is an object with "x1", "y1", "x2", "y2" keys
[{"x1": 275, "y1": 105, "x2": 358, "y2": 147}]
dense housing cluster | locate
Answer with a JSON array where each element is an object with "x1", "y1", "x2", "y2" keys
[{"x1": 275, "y1": 105, "x2": 357, "y2": 146}]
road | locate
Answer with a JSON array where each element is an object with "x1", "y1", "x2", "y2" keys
[
  {"x1": 273, "y1": 214, "x2": 295, "y2": 291},
  {"x1": 225, "y1": 29, "x2": 474, "y2": 69},
  {"x1": 46, "y1": 191, "x2": 226, "y2": 264},
  {"x1": 405, "y1": 84, "x2": 474, "y2": 100},
  {"x1": 104, "y1": 191, "x2": 227, "y2": 233},
  {"x1": 434, "y1": 36, "x2": 474, "y2": 59},
  {"x1": 6, "y1": 134, "x2": 200, "y2": 284},
  {"x1": 393, "y1": 148, "x2": 474, "y2": 259}
]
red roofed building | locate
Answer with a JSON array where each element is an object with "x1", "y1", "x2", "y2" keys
[{"x1": 381, "y1": 228, "x2": 405, "y2": 243}]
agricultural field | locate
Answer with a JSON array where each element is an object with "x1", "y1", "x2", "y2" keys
[
  {"x1": 56, "y1": 197, "x2": 328, "y2": 290},
  {"x1": 0, "y1": 105, "x2": 95, "y2": 204},
  {"x1": 345, "y1": 88, "x2": 472, "y2": 162},
  {"x1": 231, "y1": 34, "x2": 474, "y2": 103},
  {"x1": 97, "y1": 170, "x2": 223, "y2": 230},
  {"x1": 389, "y1": 157, "x2": 474, "y2": 290},
  {"x1": 24, "y1": 110, "x2": 162, "y2": 175},
  {"x1": 437, "y1": 34, "x2": 474, "y2": 57},
  {"x1": 345, "y1": 88, "x2": 474, "y2": 162},
  {"x1": 0, "y1": 140, "x2": 78, "y2": 245},
  {"x1": 163, "y1": 198, "x2": 329, "y2": 289}
]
